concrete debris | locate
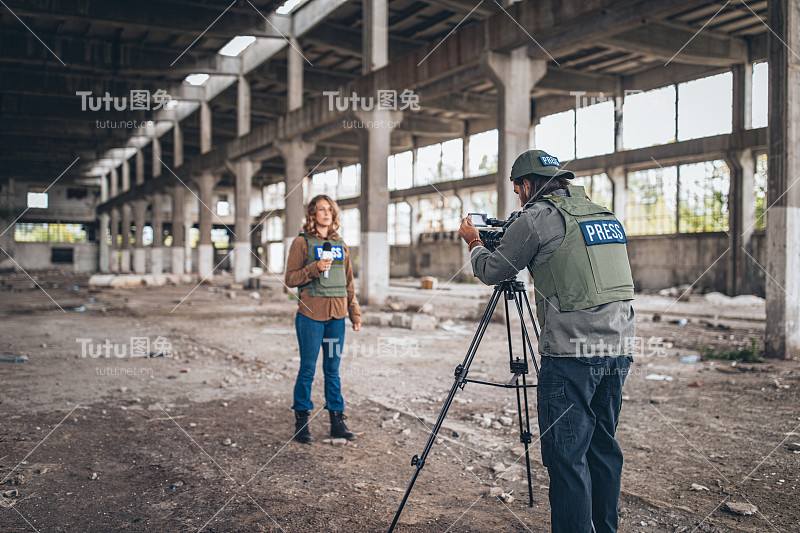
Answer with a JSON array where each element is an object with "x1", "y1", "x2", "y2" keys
[
  {"x1": 690, "y1": 483, "x2": 709, "y2": 491},
  {"x1": 221, "y1": 438, "x2": 232, "y2": 446},
  {"x1": 499, "y1": 416, "x2": 513, "y2": 426},
  {"x1": 2, "y1": 474, "x2": 25, "y2": 486},
  {"x1": 488, "y1": 487, "x2": 503, "y2": 498},
  {"x1": 89, "y1": 472, "x2": 98, "y2": 480},
  {"x1": 725, "y1": 502, "x2": 758, "y2": 516},
  {"x1": 645, "y1": 374, "x2": 674, "y2": 381},
  {"x1": 491, "y1": 463, "x2": 506, "y2": 474},
  {"x1": 331, "y1": 438, "x2": 348, "y2": 446},
  {"x1": 401, "y1": 429, "x2": 411, "y2": 435},
  {"x1": 390, "y1": 313, "x2": 438, "y2": 330}
]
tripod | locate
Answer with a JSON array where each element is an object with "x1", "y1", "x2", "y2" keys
[{"x1": 388, "y1": 279, "x2": 541, "y2": 532}]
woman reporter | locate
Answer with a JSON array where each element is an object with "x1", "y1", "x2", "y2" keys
[{"x1": 284, "y1": 194, "x2": 362, "y2": 444}]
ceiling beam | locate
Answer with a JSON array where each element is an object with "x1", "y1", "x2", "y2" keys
[{"x1": 600, "y1": 21, "x2": 749, "y2": 66}]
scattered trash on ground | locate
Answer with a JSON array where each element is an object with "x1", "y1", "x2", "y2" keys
[
  {"x1": 73, "y1": 306, "x2": 86, "y2": 312},
  {"x1": 680, "y1": 355, "x2": 701, "y2": 363},
  {"x1": 0, "y1": 353, "x2": 26, "y2": 363}
]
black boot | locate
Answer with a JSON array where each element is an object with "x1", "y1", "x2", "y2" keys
[
  {"x1": 329, "y1": 410, "x2": 356, "y2": 440},
  {"x1": 294, "y1": 410, "x2": 314, "y2": 444}
]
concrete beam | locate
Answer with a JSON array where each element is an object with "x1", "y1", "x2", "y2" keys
[
  {"x1": 600, "y1": 21, "x2": 748, "y2": 66},
  {"x1": 565, "y1": 128, "x2": 767, "y2": 175}
]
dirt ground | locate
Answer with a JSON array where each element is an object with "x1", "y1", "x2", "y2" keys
[{"x1": 1, "y1": 271, "x2": 798, "y2": 532}]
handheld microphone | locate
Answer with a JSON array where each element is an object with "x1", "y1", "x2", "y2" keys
[{"x1": 322, "y1": 241, "x2": 333, "y2": 278}]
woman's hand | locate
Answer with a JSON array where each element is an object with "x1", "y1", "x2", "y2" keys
[
  {"x1": 352, "y1": 319, "x2": 361, "y2": 332},
  {"x1": 316, "y1": 258, "x2": 333, "y2": 272}
]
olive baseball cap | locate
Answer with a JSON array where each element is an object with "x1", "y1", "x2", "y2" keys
[{"x1": 510, "y1": 149, "x2": 574, "y2": 181}]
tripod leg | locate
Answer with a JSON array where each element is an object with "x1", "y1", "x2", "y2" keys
[
  {"x1": 388, "y1": 287, "x2": 504, "y2": 533},
  {"x1": 519, "y1": 290, "x2": 541, "y2": 377},
  {"x1": 512, "y1": 291, "x2": 536, "y2": 507}
]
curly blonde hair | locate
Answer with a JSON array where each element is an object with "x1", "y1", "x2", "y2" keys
[{"x1": 302, "y1": 194, "x2": 341, "y2": 240}]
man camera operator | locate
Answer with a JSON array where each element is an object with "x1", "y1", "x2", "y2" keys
[{"x1": 458, "y1": 149, "x2": 635, "y2": 533}]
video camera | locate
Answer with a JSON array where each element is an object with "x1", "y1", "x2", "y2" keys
[{"x1": 468, "y1": 211, "x2": 521, "y2": 252}]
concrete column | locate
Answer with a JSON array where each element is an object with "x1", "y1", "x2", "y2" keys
[
  {"x1": 237, "y1": 75, "x2": 251, "y2": 137},
  {"x1": 121, "y1": 160, "x2": 131, "y2": 192},
  {"x1": 173, "y1": 121, "x2": 184, "y2": 168},
  {"x1": 170, "y1": 185, "x2": 186, "y2": 275},
  {"x1": 726, "y1": 150, "x2": 756, "y2": 296},
  {"x1": 362, "y1": 0, "x2": 388, "y2": 74},
  {"x1": 765, "y1": 0, "x2": 800, "y2": 359},
  {"x1": 149, "y1": 193, "x2": 165, "y2": 274},
  {"x1": 232, "y1": 158, "x2": 259, "y2": 283},
  {"x1": 120, "y1": 203, "x2": 132, "y2": 273},
  {"x1": 132, "y1": 198, "x2": 148, "y2": 274},
  {"x1": 355, "y1": 109, "x2": 401, "y2": 306},
  {"x1": 151, "y1": 136, "x2": 162, "y2": 178},
  {"x1": 200, "y1": 101, "x2": 212, "y2": 154},
  {"x1": 109, "y1": 168, "x2": 118, "y2": 198},
  {"x1": 195, "y1": 172, "x2": 219, "y2": 279},
  {"x1": 109, "y1": 208, "x2": 120, "y2": 273},
  {"x1": 287, "y1": 37, "x2": 304, "y2": 112},
  {"x1": 98, "y1": 174, "x2": 110, "y2": 273},
  {"x1": 462, "y1": 126, "x2": 470, "y2": 180},
  {"x1": 0, "y1": 180, "x2": 14, "y2": 268},
  {"x1": 732, "y1": 63, "x2": 753, "y2": 131},
  {"x1": 407, "y1": 198, "x2": 418, "y2": 276},
  {"x1": 276, "y1": 139, "x2": 316, "y2": 266},
  {"x1": 607, "y1": 167, "x2": 627, "y2": 226},
  {"x1": 135, "y1": 147, "x2": 145, "y2": 186},
  {"x1": 482, "y1": 48, "x2": 547, "y2": 218}
]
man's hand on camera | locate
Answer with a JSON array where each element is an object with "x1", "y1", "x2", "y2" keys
[{"x1": 459, "y1": 216, "x2": 480, "y2": 244}]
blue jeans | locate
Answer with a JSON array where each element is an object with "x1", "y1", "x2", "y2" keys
[
  {"x1": 292, "y1": 313, "x2": 345, "y2": 412},
  {"x1": 537, "y1": 355, "x2": 632, "y2": 533}
]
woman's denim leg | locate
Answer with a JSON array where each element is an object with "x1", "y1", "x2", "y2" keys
[
  {"x1": 292, "y1": 313, "x2": 325, "y2": 411},
  {"x1": 321, "y1": 317, "x2": 345, "y2": 411}
]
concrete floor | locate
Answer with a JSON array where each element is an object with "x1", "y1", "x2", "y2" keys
[{"x1": 0, "y1": 271, "x2": 797, "y2": 532}]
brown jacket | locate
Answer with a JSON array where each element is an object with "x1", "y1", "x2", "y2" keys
[{"x1": 284, "y1": 234, "x2": 362, "y2": 323}]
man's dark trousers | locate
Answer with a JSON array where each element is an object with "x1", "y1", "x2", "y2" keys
[{"x1": 536, "y1": 355, "x2": 631, "y2": 533}]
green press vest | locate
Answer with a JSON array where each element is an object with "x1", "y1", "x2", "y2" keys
[
  {"x1": 299, "y1": 233, "x2": 348, "y2": 298},
  {"x1": 530, "y1": 185, "x2": 634, "y2": 326}
]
